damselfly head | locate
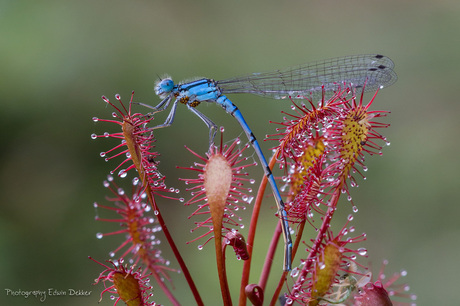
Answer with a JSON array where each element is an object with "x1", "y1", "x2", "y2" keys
[{"x1": 154, "y1": 76, "x2": 174, "y2": 98}]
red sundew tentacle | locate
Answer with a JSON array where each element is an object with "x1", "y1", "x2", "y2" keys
[
  {"x1": 262, "y1": 81, "x2": 400, "y2": 304},
  {"x1": 94, "y1": 93, "x2": 198, "y2": 305},
  {"x1": 179, "y1": 132, "x2": 255, "y2": 246},
  {"x1": 90, "y1": 258, "x2": 156, "y2": 305},
  {"x1": 179, "y1": 131, "x2": 255, "y2": 304}
]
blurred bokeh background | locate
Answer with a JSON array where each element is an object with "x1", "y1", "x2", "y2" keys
[{"x1": 1, "y1": 0, "x2": 459, "y2": 305}]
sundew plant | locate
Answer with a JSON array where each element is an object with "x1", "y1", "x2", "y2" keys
[{"x1": 90, "y1": 56, "x2": 416, "y2": 305}]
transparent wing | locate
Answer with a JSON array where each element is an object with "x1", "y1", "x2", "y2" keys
[{"x1": 217, "y1": 54, "x2": 397, "y2": 99}]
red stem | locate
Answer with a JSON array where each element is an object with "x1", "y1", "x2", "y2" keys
[
  {"x1": 123, "y1": 120, "x2": 203, "y2": 305},
  {"x1": 259, "y1": 221, "x2": 282, "y2": 291},
  {"x1": 238, "y1": 160, "x2": 272, "y2": 305},
  {"x1": 215, "y1": 227, "x2": 232, "y2": 305},
  {"x1": 240, "y1": 150, "x2": 288, "y2": 305},
  {"x1": 150, "y1": 194, "x2": 204, "y2": 306},
  {"x1": 269, "y1": 221, "x2": 305, "y2": 305}
]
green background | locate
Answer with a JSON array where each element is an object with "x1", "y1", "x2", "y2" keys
[{"x1": 1, "y1": 1, "x2": 458, "y2": 305}]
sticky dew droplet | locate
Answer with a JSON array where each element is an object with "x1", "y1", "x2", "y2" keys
[
  {"x1": 357, "y1": 248, "x2": 367, "y2": 256},
  {"x1": 118, "y1": 169, "x2": 127, "y2": 178},
  {"x1": 290, "y1": 267, "x2": 299, "y2": 277}
]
